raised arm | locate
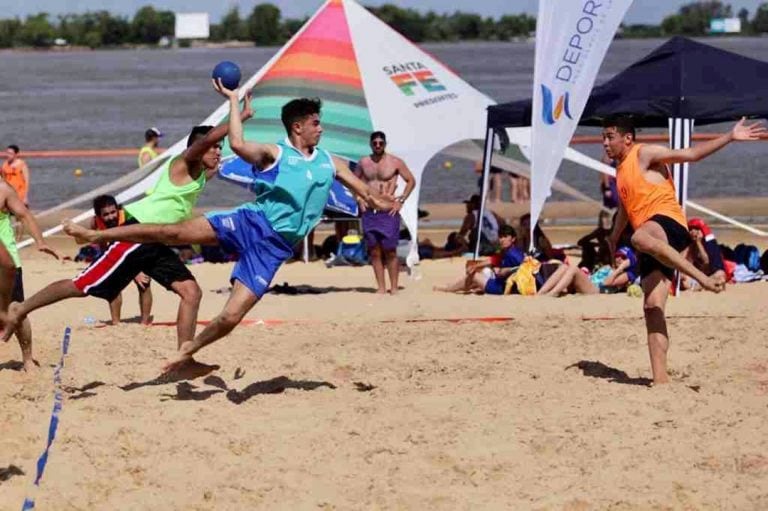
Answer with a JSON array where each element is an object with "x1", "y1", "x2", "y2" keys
[
  {"x1": 3, "y1": 185, "x2": 62, "y2": 260},
  {"x1": 640, "y1": 117, "x2": 766, "y2": 167},
  {"x1": 212, "y1": 79, "x2": 278, "y2": 168},
  {"x1": 184, "y1": 83, "x2": 257, "y2": 166},
  {"x1": 333, "y1": 156, "x2": 393, "y2": 212}
]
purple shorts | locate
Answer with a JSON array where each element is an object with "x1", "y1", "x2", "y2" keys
[{"x1": 362, "y1": 210, "x2": 400, "y2": 251}]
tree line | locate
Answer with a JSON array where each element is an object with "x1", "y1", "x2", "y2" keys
[{"x1": 1, "y1": 2, "x2": 768, "y2": 49}]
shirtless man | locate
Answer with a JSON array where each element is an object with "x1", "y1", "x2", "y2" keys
[
  {"x1": 355, "y1": 131, "x2": 416, "y2": 294},
  {"x1": 604, "y1": 115, "x2": 765, "y2": 385}
]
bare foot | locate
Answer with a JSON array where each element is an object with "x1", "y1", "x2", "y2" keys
[
  {"x1": 1, "y1": 303, "x2": 23, "y2": 342},
  {"x1": 652, "y1": 375, "x2": 670, "y2": 386},
  {"x1": 700, "y1": 274, "x2": 726, "y2": 293},
  {"x1": 63, "y1": 220, "x2": 100, "y2": 244},
  {"x1": 375, "y1": 288, "x2": 387, "y2": 295},
  {"x1": 22, "y1": 359, "x2": 40, "y2": 372},
  {"x1": 161, "y1": 357, "x2": 218, "y2": 380}
]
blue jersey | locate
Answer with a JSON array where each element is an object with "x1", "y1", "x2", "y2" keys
[{"x1": 244, "y1": 138, "x2": 336, "y2": 245}]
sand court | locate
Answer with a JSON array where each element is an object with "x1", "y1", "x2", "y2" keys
[{"x1": 2, "y1": 238, "x2": 768, "y2": 509}]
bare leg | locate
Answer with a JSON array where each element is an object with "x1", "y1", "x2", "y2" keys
[
  {"x1": 508, "y1": 174, "x2": 518, "y2": 203},
  {"x1": 569, "y1": 269, "x2": 599, "y2": 295},
  {"x1": 169, "y1": 280, "x2": 202, "y2": 350},
  {"x1": 163, "y1": 280, "x2": 259, "y2": 374},
  {"x1": 64, "y1": 216, "x2": 218, "y2": 246},
  {"x1": 632, "y1": 222, "x2": 724, "y2": 292},
  {"x1": 369, "y1": 244, "x2": 387, "y2": 294},
  {"x1": 491, "y1": 173, "x2": 502, "y2": 202},
  {"x1": 434, "y1": 276, "x2": 471, "y2": 293},
  {"x1": 138, "y1": 285, "x2": 153, "y2": 325},
  {"x1": 108, "y1": 293, "x2": 122, "y2": 325},
  {"x1": 536, "y1": 264, "x2": 568, "y2": 295},
  {"x1": 2, "y1": 280, "x2": 85, "y2": 341},
  {"x1": 384, "y1": 248, "x2": 399, "y2": 294},
  {"x1": 0, "y1": 243, "x2": 15, "y2": 323},
  {"x1": 642, "y1": 271, "x2": 671, "y2": 385},
  {"x1": 544, "y1": 265, "x2": 579, "y2": 297},
  {"x1": 14, "y1": 316, "x2": 36, "y2": 371}
]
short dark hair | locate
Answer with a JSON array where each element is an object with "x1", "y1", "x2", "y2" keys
[
  {"x1": 499, "y1": 225, "x2": 517, "y2": 238},
  {"x1": 281, "y1": 98, "x2": 322, "y2": 135},
  {"x1": 93, "y1": 194, "x2": 118, "y2": 216},
  {"x1": 187, "y1": 125, "x2": 214, "y2": 147},
  {"x1": 7, "y1": 145, "x2": 19, "y2": 154},
  {"x1": 602, "y1": 115, "x2": 636, "y2": 140},
  {"x1": 370, "y1": 131, "x2": 386, "y2": 142}
]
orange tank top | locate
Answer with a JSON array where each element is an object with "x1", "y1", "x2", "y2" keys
[
  {"x1": 616, "y1": 144, "x2": 687, "y2": 230},
  {"x1": 1, "y1": 159, "x2": 28, "y2": 202}
]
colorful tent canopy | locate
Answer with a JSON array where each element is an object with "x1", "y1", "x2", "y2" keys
[{"x1": 26, "y1": 0, "x2": 496, "y2": 265}]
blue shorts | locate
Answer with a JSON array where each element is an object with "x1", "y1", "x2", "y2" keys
[
  {"x1": 205, "y1": 207, "x2": 294, "y2": 298},
  {"x1": 484, "y1": 277, "x2": 506, "y2": 295}
]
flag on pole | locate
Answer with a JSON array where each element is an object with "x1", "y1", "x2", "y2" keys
[{"x1": 529, "y1": 0, "x2": 633, "y2": 249}]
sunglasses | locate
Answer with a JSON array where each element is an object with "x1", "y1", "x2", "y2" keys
[{"x1": 371, "y1": 140, "x2": 386, "y2": 146}]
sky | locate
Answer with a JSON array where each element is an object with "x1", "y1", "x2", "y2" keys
[{"x1": 4, "y1": 0, "x2": 766, "y2": 25}]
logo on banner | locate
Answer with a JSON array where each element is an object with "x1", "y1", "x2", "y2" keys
[
  {"x1": 541, "y1": 85, "x2": 573, "y2": 125},
  {"x1": 384, "y1": 62, "x2": 447, "y2": 96}
]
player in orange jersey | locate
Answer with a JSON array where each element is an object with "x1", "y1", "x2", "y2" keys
[{"x1": 603, "y1": 115, "x2": 765, "y2": 385}]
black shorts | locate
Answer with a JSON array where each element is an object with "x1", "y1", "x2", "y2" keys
[
  {"x1": 11, "y1": 267, "x2": 24, "y2": 302},
  {"x1": 639, "y1": 214, "x2": 691, "y2": 281},
  {"x1": 72, "y1": 241, "x2": 194, "y2": 302}
]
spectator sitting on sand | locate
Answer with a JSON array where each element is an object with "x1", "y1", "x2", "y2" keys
[
  {"x1": 457, "y1": 193, "x2": 505, "y2": 256},
  {"x1": 535, "y1": 262, "x2": 598, "y2": 297},
  {"x1": 599, "y1": 246, "x2": 640, "y2": 293},
  {"x1": 417, "y1": 232, "x2": 468, "y2": 260},
  {"x1": 433, "y1": 225, "x2": 523, "y2": 294},
  {"x1": 577, "y1": 209, "x2": 613, "y2": 270},
  {"x1": 517, "y1": 213, "x2": 565, "y2": 262},
  {"x1": 682, "y1": 217, "x2": 727, "y2": 290}
]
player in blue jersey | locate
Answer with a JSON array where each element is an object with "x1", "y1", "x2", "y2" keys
[{"x1": 64, "y1": 79, "x2": 393, "y2": 374}]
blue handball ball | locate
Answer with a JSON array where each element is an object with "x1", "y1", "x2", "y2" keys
[{"x1": 212, "y1": 61, "x2": 241, "y2": 90}]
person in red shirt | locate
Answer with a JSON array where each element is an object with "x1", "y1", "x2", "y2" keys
[{"x1": 91, "y1": 195, "x2": 153, "y2": 325}]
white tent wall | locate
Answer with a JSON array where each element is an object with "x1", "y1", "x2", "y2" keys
[{"x1": 344, "y1": 0, "x2": 495, "y2": 266}]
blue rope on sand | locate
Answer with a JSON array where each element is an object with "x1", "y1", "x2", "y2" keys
[{"x1": 21, "y1": 327, "x2": 71, "y2": 511}]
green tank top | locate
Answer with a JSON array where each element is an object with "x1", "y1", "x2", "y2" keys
[
  {"x1": 138, "y1": 145, "x2": 159, "y2": 167},
  {"x1": 124, "y1": 156, "x2": 207, "y2": 224},
  {"x1": 0, "y1": 210, "x2": 21, "y2": 268}
]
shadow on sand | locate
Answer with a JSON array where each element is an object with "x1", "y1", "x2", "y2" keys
[
  {"x1": 268, "y1": 283, "x2": 382, "y2": 295},
  {"x1": 566, "y1": 360, "x2": 652, "y2": 387}
]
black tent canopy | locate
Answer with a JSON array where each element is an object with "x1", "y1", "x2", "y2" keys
[
  {"x1": 474, "y1": 36, "x2": 768, "y2": 257},
  {"x1": 487, "y1": 36, "x2": 768, "y2": 129}
]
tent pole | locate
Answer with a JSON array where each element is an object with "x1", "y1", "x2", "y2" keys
[
  {"x1": 474, "y1": 125, "x2": 496, "y2": 259},
  {"x1": 668, "y1": 117, "x2": 694, "y2": 294},
  {"x1": 303, "y1": 235, "x2": 309, "y2": 263}
]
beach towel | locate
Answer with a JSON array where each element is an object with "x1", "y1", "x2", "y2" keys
[{"x1": 505, "y1": 256, "x2": 541, "y2": 296}]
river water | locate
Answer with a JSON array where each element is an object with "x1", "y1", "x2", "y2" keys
[{"x1": 1, "y1": 37, "x2": 766, "y2": 209}]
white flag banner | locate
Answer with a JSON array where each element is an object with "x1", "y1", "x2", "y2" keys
[{"x1": 530, "y1": 0, "x2": 633, "y2": 248}]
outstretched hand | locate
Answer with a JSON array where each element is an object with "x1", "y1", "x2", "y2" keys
[
  {"x1": 36, "y1": 242, "x2": 66, "y2": 261},
  {"x1": 212, "y1": 78, "x2": 239, "y2": 100},
  {"x1": 732, "y1": 117, "x2": 767, "y2": 141}
]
